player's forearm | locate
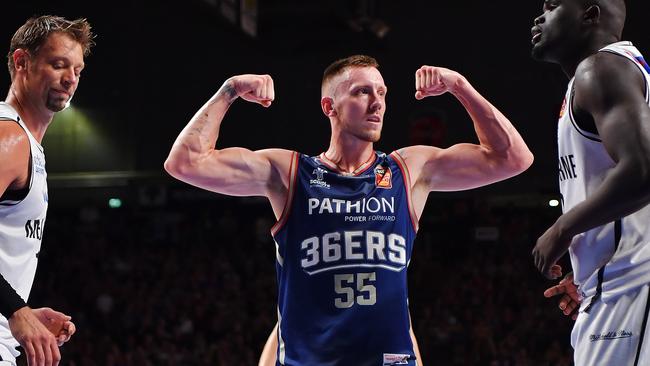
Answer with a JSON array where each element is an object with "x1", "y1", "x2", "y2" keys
[
  {"x1": 453, "y1": 79, "x2": 533, "y2": 166},
  {"x1": 556, "y1": 159, "x2": 650, "y2": 239},
  {"x1": 165, "y1": 82, "x2": 238, "y2": 175},
  {"x1": 0, "y1": 274, "x2": 27, "y2": 319}
]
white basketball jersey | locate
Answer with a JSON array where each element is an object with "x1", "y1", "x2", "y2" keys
[
  {"x1": 558, "y1": 41, "x2": 650, "y2": 306},
  {"x1": 0, "y1": 102, "x2": 48, "y2": 356}
]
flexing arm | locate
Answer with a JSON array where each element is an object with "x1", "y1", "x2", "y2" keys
[
  {"x1": 397, "y1": 66, "x2": 533, "y2": 216},
  {"x1": 164, "y1": 74, "x2": 293, "y2": 217},
  {"x1": 532, "y1": 53, "x2": 650, "y2": 278}
]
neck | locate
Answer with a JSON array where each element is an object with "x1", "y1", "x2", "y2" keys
[
  {"x1": 561, "y1": 35, "x2": 620, "y2": 77},
  {"x1": 324, "y1": 133, "x2": 375, "y2": 174},
  {"x1": 5, "y1": 86, "x2": 54, "y2": 143}
]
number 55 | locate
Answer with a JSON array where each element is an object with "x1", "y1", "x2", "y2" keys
[{"x1": 334, "y1": 272, "x2": 377, "y2": 309}]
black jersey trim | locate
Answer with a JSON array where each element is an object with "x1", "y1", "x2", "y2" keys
[
  {"x1": 634, "y1": 288, "x2": 650, "y2": 366},
  {"x1": 584, "y1": 219, "x2": 623, "y2": 314},
  {"x1": 0, "y1": 132, "x2": 34, "y2": 206},
  {"x1": 567, "y1": 83, "x2": 602, "y2": 142}
]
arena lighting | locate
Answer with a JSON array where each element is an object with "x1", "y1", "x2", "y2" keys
[
  {"x1": 548, "y1": 199, "x2": 560, "y2": 207},
  {"x1": 108, "y1": 198, "x2": 122, "y2": 208}
]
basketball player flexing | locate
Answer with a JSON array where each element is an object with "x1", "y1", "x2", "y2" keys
[
  {"x1": 165, "y1": 55, "x2": 533, "y2": 365},
  {"x1": 1, "y1": 15, "x2": 93, "y2": 366},
  {"x1": 530, "y1": 0, "x2": 650, "y2": 364}
]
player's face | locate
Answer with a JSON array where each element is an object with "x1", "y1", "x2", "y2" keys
[
  {"x1": 332, "y1": 67, "x2": 387, "y2": 143},
  {"x1": 23, "y1": 32, "x2": 85, "y2": 113},
  {"x1": 531, "y1": 0, "x2": 585, "y2": 62}
]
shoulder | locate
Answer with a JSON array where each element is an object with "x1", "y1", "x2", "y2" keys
[
  {"x1": 0, "y1": 121, "x2": 30, "y2": 152},
  {"x1": 574, "y1": 51, "x2": 645, "y2": 98},
  {"x1": 0, "y1": 121, "x2": 30, "y2": 176},
  {"x1": 391, "y1": 146, "x2": 443, "y2": 165}
]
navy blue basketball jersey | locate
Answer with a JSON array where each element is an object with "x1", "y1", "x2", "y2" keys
[{"x1": 271, "y1": 151, "x2": 418, "y2": 366}]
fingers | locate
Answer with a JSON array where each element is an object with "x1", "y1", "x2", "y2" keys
[
  {"x1": 25, "y1": 341, "x2": 36, "y2": 366},
  {"x1": 560, "y1": 294, "x2": 580, "y2": 320},
  {"x1": 36, "y1": 338, "x2": 45, "y2": 366},
  {"x1": 42, "y1": 308, "x2": 70, "y2": 322},
  {"x1": 44, "y1": 338, "x2": 53, "y2": 366},
  {"x1": 57, "y1": 321, "x2": 75, "y2": 345},
  {"x1": 50, "y1": 338, "x2": 61, "y2": 366},
  {"x1": 415, "y1": 66, "x2": 447, "y2": 98},
  {"x1": 543, "y1": 283, "x2": 566, "y2": 298},
  {"x1": 542, "y1": 274, "x2": 581, "y2": 320},
  {"x1": 231, "y1": 74, "x2": 275, "y2": 107}
]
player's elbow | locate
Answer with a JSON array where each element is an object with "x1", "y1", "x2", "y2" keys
[
  {"x1": 494, "y1": 147, "x2": 534, "y2": 177},
  {"x1": 164, "y1": 151, "x2": 195, "y2": 181},
  {"x1": 513, "y1": 148, "x2": 535, "y2": 173}
]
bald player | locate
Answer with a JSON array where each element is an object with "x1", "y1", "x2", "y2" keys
[{"x1": 530, "y1": 0, "x2": 650, "y2": 364}]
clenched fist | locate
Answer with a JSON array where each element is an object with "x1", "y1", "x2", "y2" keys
[
  {"x1": 415, "y1": 66, "x2": 466, "y2": 99},
  {"x1": 224, "y1": 74, "x2": 275, "y2": 107}
]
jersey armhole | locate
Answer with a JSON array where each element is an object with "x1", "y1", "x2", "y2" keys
[
  {"x1": 390, "y1": 151, "x2": 419, "y2": 232},
  {"x1": 0, "y1": 125, "x2": 33, "y2": 206},
  {"x1": 271, "y1": 151, "x2": 300, "y2": 236}
]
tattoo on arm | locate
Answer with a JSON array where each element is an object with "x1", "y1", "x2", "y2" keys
[{"x1": 221, "y1": 83, "x2": 238, "y2": 104}]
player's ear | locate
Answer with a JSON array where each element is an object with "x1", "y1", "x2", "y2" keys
[
  {"x1": 12, "y1": 49, "x2": 30, "y2": 73},
  {"x1": 321, "y1": 97, "x2": 337, "y2": 117},
  {"x1": 583, "y1": 4, "x2": 601, "y2": 26}
]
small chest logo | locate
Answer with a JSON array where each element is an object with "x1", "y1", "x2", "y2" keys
[
  {"x1": 374, "y1": 165, "x2": 392, "y2": 189},
  {"x1": 33, "y1": 154, "x2": 45, "y2": 175},
  {"x1": 310, "y1": 167, "x2": 331, "y2": 189}
]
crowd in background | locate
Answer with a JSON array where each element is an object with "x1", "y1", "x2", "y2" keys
[{"x1": 23, "y1": 190, "x2": 574, "y2": 365}]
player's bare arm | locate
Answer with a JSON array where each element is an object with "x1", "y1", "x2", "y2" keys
[
  {"x1": 164, "y1": 74, "x2": 293, "y2": 218},
  {"x1": 532, "y1": 53, "x2": 650, "y2": 278},
  {"x1": 0, "y1": 122, "x2": 30, "y2": 197},
  {"x1": 396, "y1": 66, "x2": 534, "y2": 217}
]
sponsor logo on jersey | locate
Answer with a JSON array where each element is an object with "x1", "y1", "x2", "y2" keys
[
  {"x1": 589, "y1": 330, "x2": 633, "y2": 342},
  {"x1": 310, "y1": 167, "x2": 331, "y2": 189},
  {"x1": 374, "y1": 164, "x2": 392, "y2": 189},
  {"x1": 383, "y1": 353, "x2": 411, "y2": 365},
  {"x1": 308, "y1": 197, "x2": 395, "y2": 215},
  {"x1": 33, "y1": 153, "x2": 45, "y2": 175}
]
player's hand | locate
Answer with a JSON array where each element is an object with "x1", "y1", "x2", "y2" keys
[
  {"x1": 8, "y1": 306, "x2": 61, "y2": 366},
  {"x1": 544, "y1": 272, "x2": 580, "y2": 320},
  {"x1": 32, "y1": 307, "x2": 75, "y2": 346},
  {"x1": 532, "y1": 223, "x2": 572, "y2": 279},
  {"x1": 415, "y1": 66, "x2": 466, "y2": 99},
  {"x1": 224, "y1": 74, "x2": 275, "y2": 107}
]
